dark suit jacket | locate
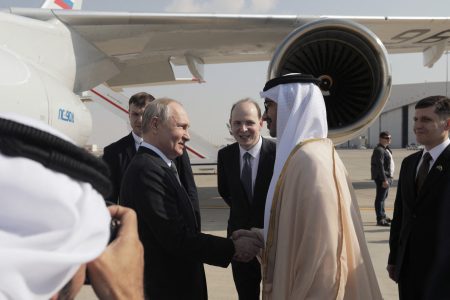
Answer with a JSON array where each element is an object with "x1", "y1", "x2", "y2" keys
[
  {"x1": 103, "y1": 132, "x2": 198, "y2": 206},
  {"x1": 371, "y1": 143, "x2": 393, "y2": 181},
  {"x1": 388, "y1": 144, "x2": 450, "y2": 299},
  {"x1": 217, "y1": 138, "x2": 276, "y2": 236},
  {"x1": 121, "y1": 147, "x2": 234, "y2": 300},
  {"x1": 102, "y1": 133, "x2": 135, "y2": 202}
]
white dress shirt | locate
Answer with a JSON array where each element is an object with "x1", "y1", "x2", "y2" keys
[
  {"x1": 131, "y1": 131, "x2": 143, "y2": 151},
  {"x1": 140, "y1": 141, "x2": 172, "y2": 167},
  {"x1": 416, "y1": 138, "x2": 450, "y2": 175}
]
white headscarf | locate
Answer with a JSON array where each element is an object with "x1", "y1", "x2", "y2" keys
[
  {"x1": 260, "y1": 81, "x2": 328, "y2": 240},
  {"x1": 0, "y1": 113, "x2": 111, "y2": 300}
]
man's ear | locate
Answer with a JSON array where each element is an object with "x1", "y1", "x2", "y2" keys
[
  {"x1": 443, "y1": 117, "x2": 450, "y2": 131},
  {"x1": 150, "y1": 117, "x2": 159, "y2": 131},
  {"x1": 258, "y1": 118, "x2": 263, "y2": 128},
  {"x1": 227, "y1": 121, "x2": 232, "y2": 135}
]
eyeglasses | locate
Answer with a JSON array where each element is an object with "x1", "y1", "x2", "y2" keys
[{"x1": 382, "y1": 136, "x2": 392, "y2": 140}]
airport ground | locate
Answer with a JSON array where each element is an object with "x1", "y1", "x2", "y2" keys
[{"x1": 78, "y1": 149, "x2": 414, "y2": 299}]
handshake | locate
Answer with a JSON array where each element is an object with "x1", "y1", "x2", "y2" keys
[{"x1": 231, "y1": 228, "x2": 264, "y2": 262}]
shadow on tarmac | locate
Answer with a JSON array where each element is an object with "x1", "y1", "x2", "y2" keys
[{"x1": 352, "y1": 180, "x2": 398, "y2": 189}]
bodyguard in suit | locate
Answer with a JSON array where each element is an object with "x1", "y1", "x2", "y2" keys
[
  {"x1": 387, "y1": 96, "x2": 450, "y2": 299},
  {"x1": 370, "y1": 131, "x2": 394, "y2": 226},
  {"x1": 103, "y1": 92, "x2": 154, "y2": 202},
  {"x1": 218, "y1": 99, "x2": 275, "y2": 299},
  {"x1": 121, "y1": 98, "x2": 263, "y2": 300},
  {"x1": 102, "y1": 92, "x2": 198, "y2": 205}
]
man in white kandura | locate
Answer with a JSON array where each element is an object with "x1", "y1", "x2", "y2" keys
[{"x1": 260, "y1": 74, "x2": 382, "y2": 300}]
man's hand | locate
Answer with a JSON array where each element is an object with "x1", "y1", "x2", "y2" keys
[
  {"x1": 382, "y1": 180, "x2": 389, "y2": 188},
  {"x1": 232, "y1": 228, "x2": 264, "y2": 245},
  {"x1": 87, "y1": 205, "x2": 144, "y2": 300},
  {"x1": 386, "y1": 264, "x2": 396, "y2": 282},
  {"x1": 231, "y1": 229, "x2": 264, "y2": 262}
]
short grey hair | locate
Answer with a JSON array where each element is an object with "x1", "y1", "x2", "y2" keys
[{"x1": 142, "y1": 98, "x2": 179, "y2": 133}]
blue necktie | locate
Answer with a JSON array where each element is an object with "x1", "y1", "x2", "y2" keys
[{"x1": 241, "y1": 152, "x2": 253, "y2": 202}]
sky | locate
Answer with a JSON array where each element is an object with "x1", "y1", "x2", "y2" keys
[{"x1": 1, "y1": 0, "x2": 449, "y2": 148}]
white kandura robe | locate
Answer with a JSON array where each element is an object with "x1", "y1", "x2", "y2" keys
[{"x1": 263, "y1": 139, "x2": 382, "y2": 300}]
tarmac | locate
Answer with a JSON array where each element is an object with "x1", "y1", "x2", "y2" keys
[{"x1": 78, "y1": 148, "x2": 413, "y2": 300}]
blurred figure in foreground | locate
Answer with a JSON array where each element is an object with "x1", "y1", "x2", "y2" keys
[{"x1": 0, "y1": 113, "x2": 144, "y2": 300}]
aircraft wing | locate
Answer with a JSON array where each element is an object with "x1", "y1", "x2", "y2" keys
[{"x1": 8, "y1": 8, "x2": 450, "y2": 89}]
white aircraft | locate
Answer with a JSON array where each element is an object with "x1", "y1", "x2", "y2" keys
[{"x1": 1, "y1": 0, "x2": 450, "y2": 150}]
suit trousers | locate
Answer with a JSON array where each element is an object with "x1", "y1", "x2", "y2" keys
[
  {"x1": 231, "y1": 258, "x2": 261, "y2": 300},
  {"x1": 374, "y1": 178, "x2": 392, "y2": 221}
]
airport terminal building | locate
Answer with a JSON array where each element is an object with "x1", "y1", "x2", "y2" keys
[{"x1": 343, "y1": 81, "x2": 450, "y2": 149}]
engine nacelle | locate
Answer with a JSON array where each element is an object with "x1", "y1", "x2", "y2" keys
[
  {"x1": 0, "y1": 47, "x2": 92, "y2": 145},
  {"x1": 268, "y1": 19, "x2": 392, "y2": 144}
]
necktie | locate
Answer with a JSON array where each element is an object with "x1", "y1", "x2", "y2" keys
[
  {"x1": 170, "y1": 161, "x2": 181, "y2": 185},
  {"x1": 241, "y1": 152, "x2": 253, "y2": 202},
  {"x1": 416, "y1": 152, "x2": 432, "y2": 192},
  {"x1": 135, "y1": 140, "x2": 142, "y2": 151},
  {"x1": 170, "y1": 161, "x2": 198, "y2": 227}
]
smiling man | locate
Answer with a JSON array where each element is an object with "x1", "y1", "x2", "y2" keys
[
  {"x1": 121, "y1": 98, "x2": 263, "y2": 299},
  {"x1": 103, "y1": 92, "x2": 198, "y2": 206},
  {"x1": 388, "y1": 95, "x2": 450, "y2": 299},
  {"x1": 218, "y1": 98, "x2": 276, "y2": 299}
]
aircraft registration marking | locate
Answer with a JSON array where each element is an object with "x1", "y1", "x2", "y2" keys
[
  {"x1": 385, "y1": 29, "x2": 450, "y2": 45},
  {"x1": 58, "y1": 108, "x2": 74, "y2": 123}
]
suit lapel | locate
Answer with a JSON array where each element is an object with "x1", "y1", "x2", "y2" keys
[
  {"x1": 254, "y1": 138, "x2": 269, "y2": 205},
  {"x1": 416, "y1": 145, "x2": 450, "y2": 204},
  {"x1": 175, "y1": 173, "x2": 200, "y2": 229},
  {"x1": 139, "y1": 147, "x2": 199, "y2": 229},
  {"x1": 404, "y1": 151, "x2": 422, "y2": 209},
  {"x1": 231, "y1": 143, "x2": 241, "y2": 180},
  {"x1": 126, "y1": 132, "x2": 137, "y2": 161}
]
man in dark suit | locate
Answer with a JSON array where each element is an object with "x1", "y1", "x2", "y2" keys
[
  {"x1": 121, "y1": 98, "x2": 263, "y2": 300},
  {"x1": 387, "y1": 95, "x2": 450, "y2": 299},
  {"x1": 371, "y1": 131, "x2": 394, "y2": 226},
  {"x1": 103, "y1": 92, "x2": 198, "y2": 206},
  {"x1": 218, "y1": 99, "x2": 276, "y2": 300}
]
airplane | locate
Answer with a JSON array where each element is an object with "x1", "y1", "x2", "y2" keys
[{"x1": 1, "y1": 0, "x2": 450, "y2": 152}]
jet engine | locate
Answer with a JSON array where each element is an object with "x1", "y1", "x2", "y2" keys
[{"x1": 268, "y1": 19, "x2": 392, "y2": 144}]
